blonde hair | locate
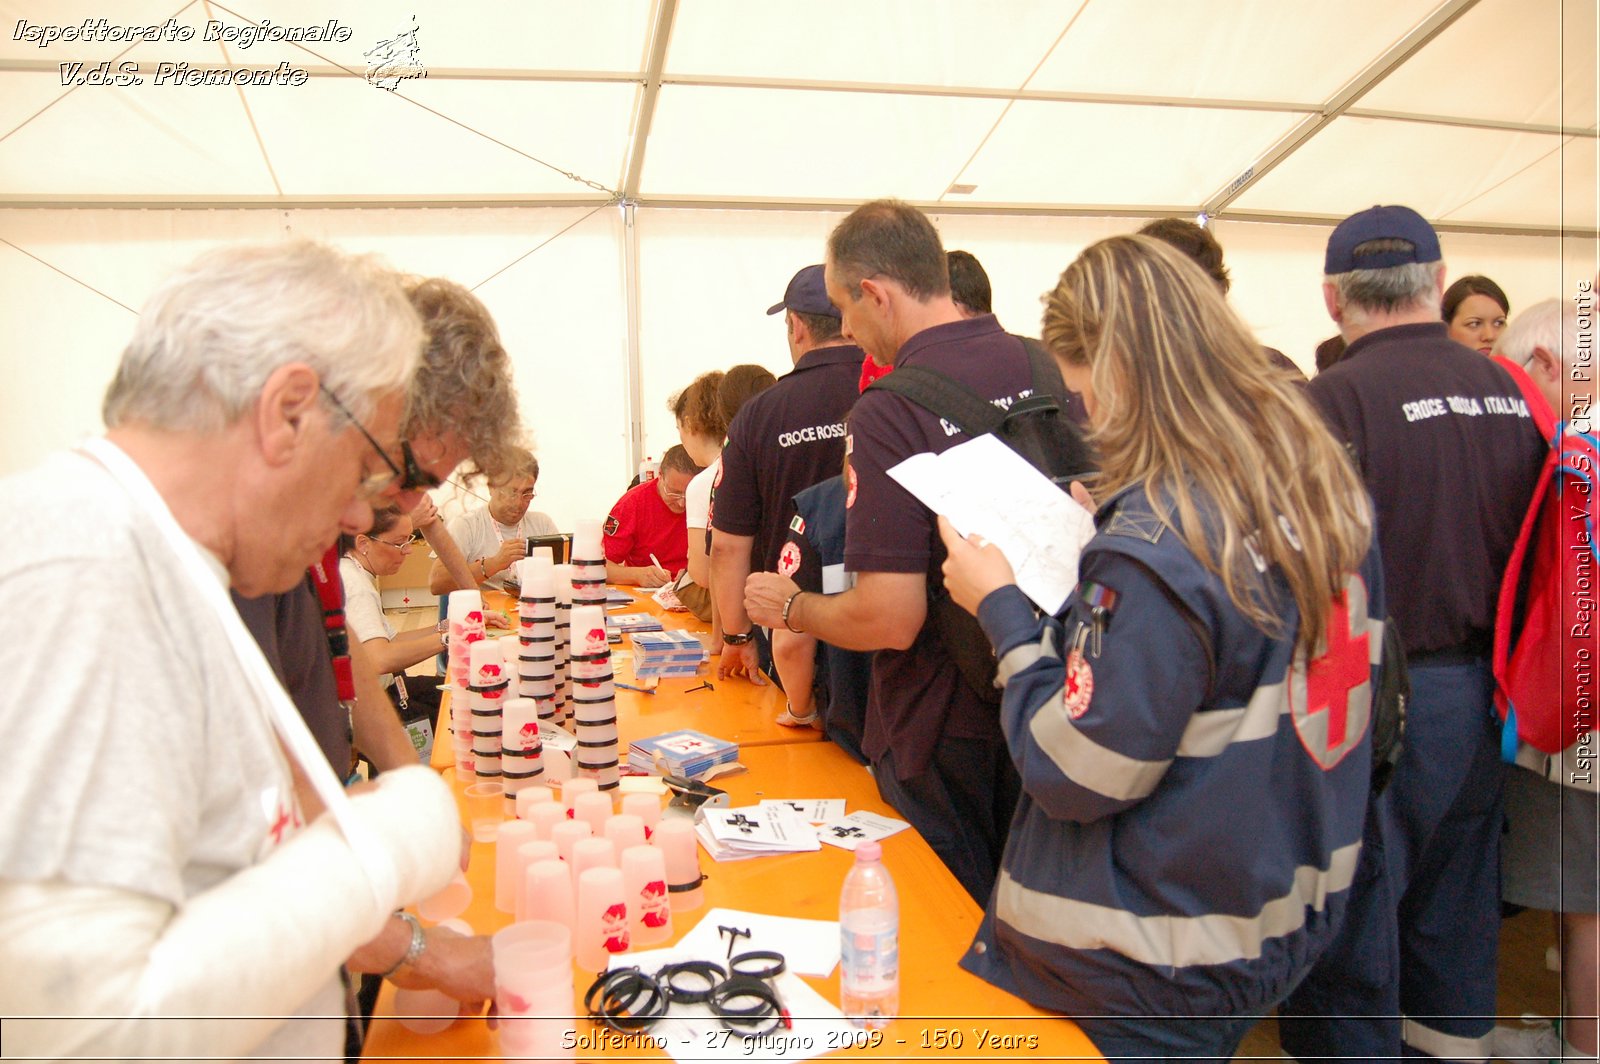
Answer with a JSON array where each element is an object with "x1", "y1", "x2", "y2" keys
[{"x1": 1042, "y1": 235, "x2": 1371, "y2": 656}]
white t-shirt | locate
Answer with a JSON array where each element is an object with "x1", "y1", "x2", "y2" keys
[
  {"x1": 0, "y1": 450, "x2": 343, "y2": 1059},
  {"x1": 340, "y1": 555, "x2": 397, "y2": 686},
  {"x1": 339, "y1": 555, "x2": 396, "y2": 645},
  {"x1": 685, "y1": 458, "x2": 718, "y2": 531},
  {"x1": 442, "y1": 505, "x2": 558, "y2": 589}
]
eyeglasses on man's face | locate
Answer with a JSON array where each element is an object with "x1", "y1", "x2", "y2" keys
[{"x1": 320, "y1": 385, "x2": 442, "y2": 498}]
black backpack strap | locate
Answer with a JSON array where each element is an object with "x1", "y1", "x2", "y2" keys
[
  {"x1": 1020, "y1": 336, "x2": 1067, "y2": 403},
  {"x1": 867, "y1": 364, "x2": 1006, "y2": 437}
]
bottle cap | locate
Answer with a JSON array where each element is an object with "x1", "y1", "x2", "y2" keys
[{"x1": 855, "y1": 840, "x2": 882, "y2": 861}]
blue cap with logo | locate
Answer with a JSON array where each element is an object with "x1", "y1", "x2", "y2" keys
[
  {"x1": 766, "y1": 264, "x2": 841, "y2": 319},
  {"x1": 1325, "y1": 205, "x2": 1441, "y2": 274}
]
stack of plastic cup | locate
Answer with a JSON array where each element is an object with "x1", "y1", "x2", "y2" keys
[
  {"x1": 493, "y1": 921, "x2": 575, "y2": 1060},
  {"x1": 652, "y1": 817, "x2": 705, "y2": 911},
  {"x1": 445, "y1": 589, "x2": 488, "y2": 777},
  {"x1": 467, "y1": 639, "x2": 510, "y2": 782},
  {"x1": 516, "y1": 555, "x2": 560, "y2": 724},
  {"x1": 446, "y1": 590, "x2": 488, "y2": 691},
  {"x1": 552, "y1": 564, "x2": 575, "y2": 725},
  {"x1": 574, "y1": 866, "x2": 631, "y2": 973},
  {"x1": 569, "y1": 517, "x2": 609, "y2": 614},
  {"x1": 568, "y1": 604, "x2": 621, "y2": 790},
  {"x1": 500, "y1": 697, "x2": 545, "y2": 815}
]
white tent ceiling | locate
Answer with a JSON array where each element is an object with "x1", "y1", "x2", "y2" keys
[
  {"x1": 0, "y1": 0, "x2": 1594, "y2": 525},
  {"x1": 0, "y1": 0, "x2": 1593, "y2": 233}
]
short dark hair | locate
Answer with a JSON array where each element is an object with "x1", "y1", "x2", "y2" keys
[
  {"x1": 947, "y1": 250, "x2": 992, "y2": 314},
  {"x1": 1442, "y1": 274, "x2": 1510, "y2": 323},
  {"x1": 659, "y1": 444, "x2": 703, "y2": 479},
  {"x1": 717, "y1": 364, "x2": 778, "y2": 428},
  {"x1": 1138, "y1": 217, "x2": 1230, "y2": 295},
  {"x1": 340, "y1": 503, "x2": 404, "y2": 553},
  {"x1": 826, "y1": 199, "x2": 949, "y2": 301},
  {"x1": 792, "y1": 309, "x2": 843, "y2": 342}
]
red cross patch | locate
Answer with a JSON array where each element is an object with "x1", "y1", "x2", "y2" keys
[
  {"x1": 777, "y1": 541, "x2": 801, "y2": 577},
  {"x1": 603, "y1": 515, "x2": 620, "y2": 537},
  {"x1": 1062, "y1": 649, "x2": 1094, "y2": 718},
  {"x1": 1289, "y1": 575, "x2": 1373, "y2": 770},
  {"x1": 845, "y1": 466, "x2": 858, "y2": 508}
]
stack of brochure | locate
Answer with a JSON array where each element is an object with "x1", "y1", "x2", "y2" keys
[
  {"x1": 630, "y1": 630, "x2": 707, "y2": 678},
  {"x1": 607, "y1": 612, "x2": 663, "y2": 634},
  {"x1": 694, "y1": 803, "x2": 821, "y2": 861},
  {"x1": 628, "y1": 729, "x2": 739, "y2": 778}
]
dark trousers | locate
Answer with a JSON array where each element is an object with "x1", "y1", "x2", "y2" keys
[
  {"x1": 873, "y1": 737, "x2": 1021, "y2": 905},
  {"x1": 1280, "y1": 658, "x2": 1505, "y2": 1062}
]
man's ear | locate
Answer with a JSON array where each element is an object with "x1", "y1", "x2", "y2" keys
[
  {"x1": 255, "y1": 363, "x2": 321, "y2": 466},
  {"x1": 858, "y1": 275, "x2": 890, "y2": 312},
  {"x1": 1529, "y1": 345, "x2": 1561, "y2": 386},
  {"x1": 1322, "y1": 281, "x2": 1342, "y2": 326}
]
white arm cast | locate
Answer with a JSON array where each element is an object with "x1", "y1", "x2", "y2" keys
[{"x1": 0, "y1": 766, "x2": 459, "y2": 1060}]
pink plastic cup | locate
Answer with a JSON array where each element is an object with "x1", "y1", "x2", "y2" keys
[
  {"x1": 652, "y1": 817, "x2": 704, "y2": 912},
  {"x1": 521, "y1": 857, "x2": 575, "y2": 928},
  {"x1": 574, "y1": 866, "x2": 630, "y2": 972}
]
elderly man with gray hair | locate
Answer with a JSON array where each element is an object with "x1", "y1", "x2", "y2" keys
[
  {"x1": 1278, "y1": 207, "x2": 1546, "y2": 1062},
  {"x1": 0, "y1": 241, "x2": 461, "y2": 1061},
  {"x1": 1491, "y1": 296, "x2": 1600, "y2": 1063}
]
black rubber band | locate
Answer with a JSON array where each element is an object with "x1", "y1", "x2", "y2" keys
[
  {"x1": 706, "y1": 974, "x2": 781, "y2": 1035},
  {"x1": 656, "y1": 960, "x2": 726, "y2": 1004},
  {"x1": 583, "y1": 967, "x2": 668, "y2": 1033},
  {"x1": 666, "y1": 874, "x2": 706, "y2": 894},
  {"x1": 729, "y1": 951, "x2": 786, "y2": 981},
  {"x1": 572, "y1": 715, "x2": 618, "y2": 727}
]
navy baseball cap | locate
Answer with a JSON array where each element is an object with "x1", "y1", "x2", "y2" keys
[
  {"x1": 1325, "y1": 205, "x2": 1441, "y2": 274},
  {"x1": 766, "y1": 264, "x2": 840, "y2": 318}
]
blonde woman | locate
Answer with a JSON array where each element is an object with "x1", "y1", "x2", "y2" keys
[{"x1": 940, "y1": 235, "x2": 1383, "y2": 1059}]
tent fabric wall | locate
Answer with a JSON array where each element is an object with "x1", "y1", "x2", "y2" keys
[{"x1": 2, "y1": 205, "x2": 1594, "y2": 531}]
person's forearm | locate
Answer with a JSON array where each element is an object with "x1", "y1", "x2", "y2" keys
[
  {"x1": 350, "y1": 639, "x2": 425, "y2": 773},
  {"x1": 784, "y1": 579, "x2": 923, "y2": 652},
  {"x1": 0, "y1": 769, "x2": 458, "y2": 1060},
  {"x1": 361, "y1": 629, "x2": 445, "y2": 678},
  {"x1": 710, "y1": 532, "x2": 755, "y2": 635},
  {"x1": 420, "y1": 521, "x2": 476, "y2": 593},
  {"x1": 772, "y1": 628, "x2": 817, "y2": 716}
]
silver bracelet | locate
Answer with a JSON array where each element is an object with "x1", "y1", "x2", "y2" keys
[
  {"x1": 380, "y1": 911, "x2": 426, "y2": 979},
  {"x1": 781, "y1": 591, "x2": 804, "y2": 634}
]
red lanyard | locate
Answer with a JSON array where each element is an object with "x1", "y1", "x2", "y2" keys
[{"x1": 308, "y1": 543, "x2": 356, "y2": 704}]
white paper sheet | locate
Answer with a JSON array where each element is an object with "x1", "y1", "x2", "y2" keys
[
  {"x1": 760, "y1": 798, "x2": 846, "y2": 824},
  {"x1": 815, "y1": 810, "x2": 910, "y2": 851},
  {"x1": 887, "y1": 434, "x2": 1095, "y2": 614},
  {"x1": 673, "y1": 908, "x2": 841, "y2": 978}
]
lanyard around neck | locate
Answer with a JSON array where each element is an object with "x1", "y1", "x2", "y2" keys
[{"x1": 80, "y1": 437, "x2": 397, "y2": 911}]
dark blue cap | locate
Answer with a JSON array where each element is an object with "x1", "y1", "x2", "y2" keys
[
  {"x1": 766, "y1": 264, "x2": 840, "y2": 319},
  {"x1": 1325, "y1": 205, "x2": 1441, "y2": 274}
]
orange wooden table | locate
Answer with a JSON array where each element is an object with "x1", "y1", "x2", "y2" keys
[{"x1": 366, "y1": 740, "x2": 1100, "y2": 1061}]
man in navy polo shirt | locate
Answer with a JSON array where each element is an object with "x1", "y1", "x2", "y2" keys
[
  {"x1": 711, "y1": 264, "x2": 864, "y2": 684},
  {"x1": 746, "y1": 200, "x2": 1028, "y2": 903},
  {"x1": 1279, "y1": 206, "x2": 1545, "y2": 1062}
]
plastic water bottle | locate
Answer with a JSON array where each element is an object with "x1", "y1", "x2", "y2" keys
[
  {"x1": 638, "y1": 456, "x2": 658, "y2": 482},
  {"x1": 839, "y1": 839, "x2": 899, "y2": 1028}
]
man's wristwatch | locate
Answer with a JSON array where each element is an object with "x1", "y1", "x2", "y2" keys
[{"x1": 722, "y1": 630, "x2": 755, "y2": 646}]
